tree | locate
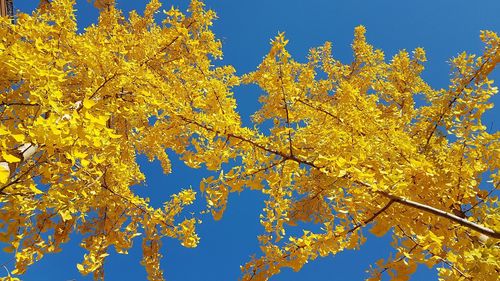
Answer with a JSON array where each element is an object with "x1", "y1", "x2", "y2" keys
[
  {"x1": 1, "y1": 1, "x2": 499, "y2": 281},
  {"x1": 0, "y1": 0, "x2": 240, "y2": 280},
  {"x1": 203, "y1": 28, "x2": 499, "y2": 280}
]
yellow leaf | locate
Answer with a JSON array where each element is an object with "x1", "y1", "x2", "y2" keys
[
  {"x1": 74, "y1": 151, "x2": 88, "y2": 159},
  {"x1": 11, "y1": 134, "x2": 25, "y2": 142},
  {"x1": 83, "y1": 98, "x2": 96, "y2": 109},
  {"x1": 59, "y1": 210, "x2": 72, "y2": 221},
  {"x1": 109, "y1": 132, "x2": 122, "y2": 139},
  {"x1": 81, "y1": 158, "x2": 90, "y2": 167},
  {"x1": 29, "y1": 184, "x2": 43, "y2": 195},
  {"x1": 338, "y1": 169, "x2": 347, "y2": 177},
  {"x1": 428, "y1": 232, "x2": 444, "y2": 245},
  {"x1": 2, "y1": 151, "x2": 21, "y2": 163},
  {"x1": 0, "y1": 164, "x2": 9, "y2": 184},
  {"x1": 94, "y1": 115, "x2": 109, "y2": 126},
  {"x1": 0, "y1": 127, "x2": 8, "y2": 135},
  {"x1": 77, "y1": 263, "x2": 85, "y2": 272},
  {"x1": 447, "y1": 252, "x2": 458, "y2": 263}
]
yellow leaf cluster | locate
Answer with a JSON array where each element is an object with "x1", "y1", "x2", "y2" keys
[
  {"x1": 0, "y1": 1, "x2": 499, "y2": 281},
  {"x1": 0, "y1": 0, "x2": 239, "y2": 280},
  {"x1": 207, "y1": 27, "x2": 499, "y2": 281}
]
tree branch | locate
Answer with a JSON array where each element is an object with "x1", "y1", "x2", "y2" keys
[
  {"x1": 179, "y1": 115, "x2": 500, "y2": 239},
  {"x1": 348, "y1": 199, "x2": 395, "y2": 234},
  {"x1": 278, "y1": 64, "x2": 294, "y2": 157},
  {"x1": 376, "y1": 190, "x2": 500, "y2": 239}
]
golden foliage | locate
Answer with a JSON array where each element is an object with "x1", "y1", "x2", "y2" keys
[
  {"x1": 0, "y1": 0, "x2": 239, "y2": 280},
  {"x1": 0, "y1": 1, "x2": 499, "y2": 281},
  {"x1": 201, "y1": 28, "x2": 500, "y2": 280}
]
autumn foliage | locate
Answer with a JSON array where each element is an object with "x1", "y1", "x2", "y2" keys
[
  {"x1": 0, "y1": 0, "x2": 239, "y2": 279},
  {"x1": 0, "y1": 1, "x2": 499, "y2": 280}
]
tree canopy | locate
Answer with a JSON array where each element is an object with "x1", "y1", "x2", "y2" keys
[{"x1": 0, "y1": 1, "x2": 499, "y2": 280}]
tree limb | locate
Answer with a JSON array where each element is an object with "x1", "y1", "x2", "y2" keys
[{"x1": 376, "y1": 190, "x2": 500, "y2": 239}]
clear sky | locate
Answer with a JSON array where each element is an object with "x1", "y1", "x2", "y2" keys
[{"x1": 2, "y1": 0, "x2": 500, "y2": 280}]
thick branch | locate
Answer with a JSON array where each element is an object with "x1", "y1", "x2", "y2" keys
[
  {"x1": 179, "y1": 115, "x2": 500, "y2": 239},
  {"x1": 377, "y1": 190, "x2": 500, "y2": 239},
  {"x1": 0, "y1": 143, "x2": 39, "y2": 192}
]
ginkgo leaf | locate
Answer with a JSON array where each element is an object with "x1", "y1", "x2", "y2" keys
[
  {"x1": 28, "y1": 184, "x2": 43, "y2": 195},
  {"x1": 76, "y1": 263, "x2": 85, "y2": 273},
  {"x1": 59, "y1": 210, "x2": 72, "y2": 222},
  {"x1": 83, "y1": 98, "x2": 96, "y2": 109},
  {"x1": 0, "y1": 163, "x2": 10, "y2": 184},
  {"x1": 11, "y1": 134, "x2": 25, "y2": 142},
  {"x1": 0, "y1": 127, "x2": 8, "y2": 135},
  {"x1": 2, "y1": 151, "x2": 21, "y2": 163}
]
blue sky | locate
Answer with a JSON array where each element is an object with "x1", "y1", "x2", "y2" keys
[{"x1": 2, "y1": 0, "x2": 500, "y2": 280}]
